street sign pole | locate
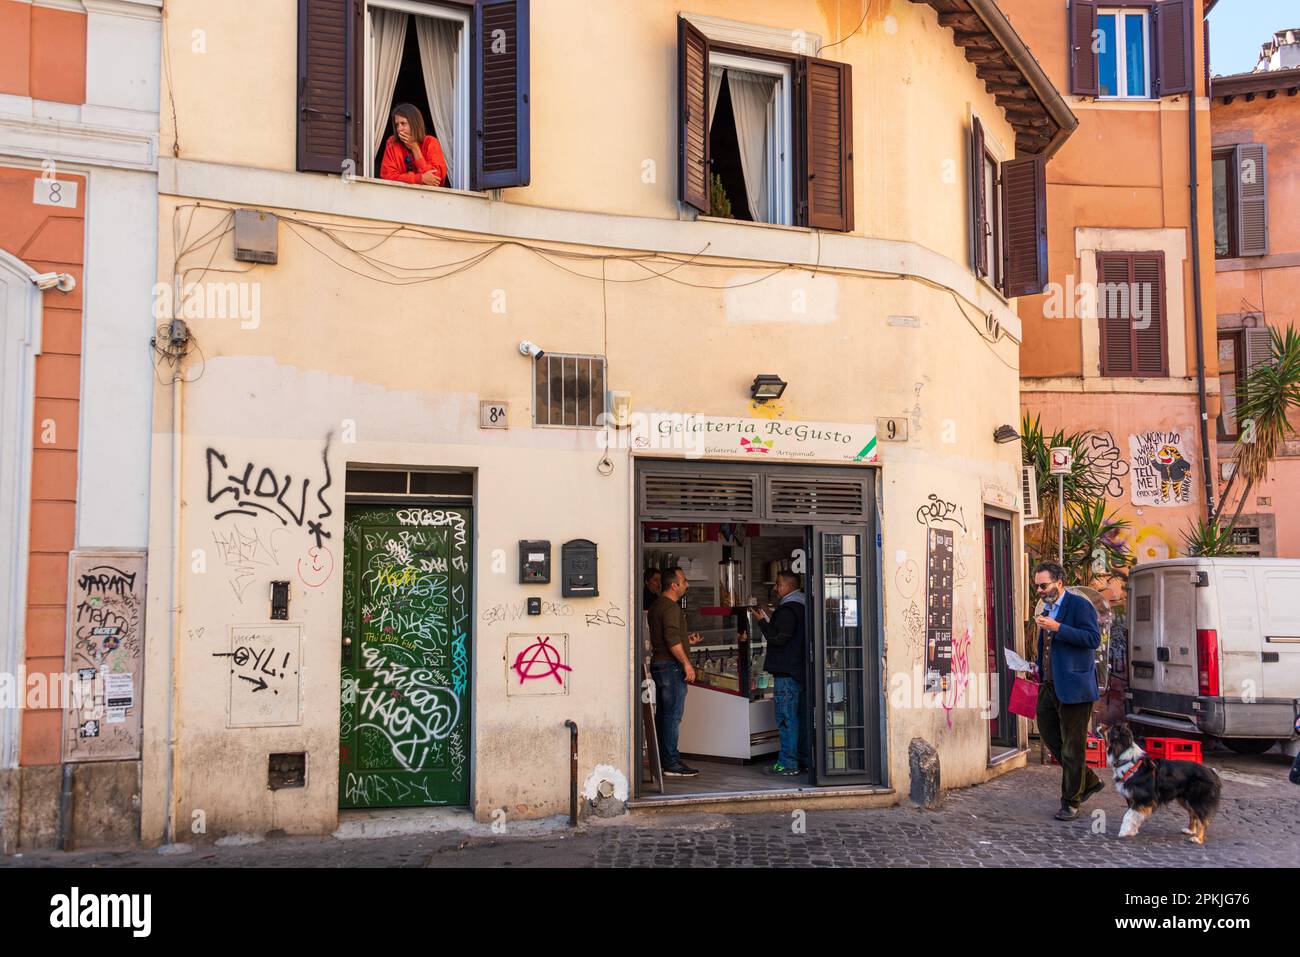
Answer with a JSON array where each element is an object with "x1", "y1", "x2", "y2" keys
[{"x1": 1058, "y1": 473, "x2": 1064, "y2": 565}]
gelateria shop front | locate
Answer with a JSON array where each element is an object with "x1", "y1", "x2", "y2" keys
[{"x1": 626, "y1": 412, "x2": 889, "y2": 804}]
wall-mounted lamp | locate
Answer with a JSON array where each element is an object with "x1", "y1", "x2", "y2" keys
[
  {"x1": 608, "y1": 390, "x2": 632, "y2": 428},
  {"x1": 993, "y1": 424, "x2": 1021, "y2": 444},
  {"x1": 750, "y1": 374, "x2": 788, "y2": 403}
]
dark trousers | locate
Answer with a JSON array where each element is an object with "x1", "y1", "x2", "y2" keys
[
  {"x1": 1036, "y1": 681, "x2": 1101, "y2": 808},
  {"x1": 650, "y1": 661, "x2": 687, "y2": 768}
]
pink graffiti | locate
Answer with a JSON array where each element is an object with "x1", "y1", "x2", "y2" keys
[
  {"x1": 513, "y1": 636, "x2": 571, "y2": 685},
  {"x1": 942, "y1": 630, "x2": 972, "y2": 728}
]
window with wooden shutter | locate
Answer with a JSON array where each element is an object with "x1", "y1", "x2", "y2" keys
[
  {"x1": 1069, "y1": 0, "x2": 1099, "y2": 95},
  {"x1": 1235, "y1": 143, "x2": 1269, "y2": 257},
  {"x1": 1155, "y1": 0, "x2": 1192, "y2": 95},
  {"x1": 474, "y1": 0, "x2": 531, "y2": 189},
  {"x1": 971, "y1": 117, "x2": 988, "y2": 278},
  {"x1": 297, "y1": 0, "x2": 356, "y2": 173},
  {"x1": 801, "y1": 57, "x2": 853, "y2": 232},
  {"x1": 999, "y1": 154, "x2": 1048, "y2": 298},
  {"x1": 1098, "y1": 251, "x2": 1167, "y2": 377},
  {"x1": 1244, "y1": 327, "x2": 1273, "y2": 374},
  {"x1": 678, "y1": 18, "x2": 711, "y2": 213}
]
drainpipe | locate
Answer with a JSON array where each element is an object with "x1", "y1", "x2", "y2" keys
[
  {"x1": 56, "y1": 763, "x2": 74, "y2": 850},
  {"x1": 563, "y1": 720, "x2": 578, "y2": 827},
  {"x1": 1189, "y1": 50, "x2": 1215, "y2": 521},
  {"x1": 163, "y1": 371, "x2": 184, "y2": 843}
]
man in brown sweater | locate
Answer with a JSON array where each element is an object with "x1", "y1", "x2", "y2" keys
[{"x1": 648, "y1": 568, "x2": 700, "y2": 776}]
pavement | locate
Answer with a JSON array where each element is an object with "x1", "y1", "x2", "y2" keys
[{"x1": 4, "y1": 750, "x2": 1297, "y2": 868}]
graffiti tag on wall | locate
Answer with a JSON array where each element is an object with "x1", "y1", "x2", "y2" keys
[
  {"x1": 1083, "y1": 431, "x2": 1130, "y2": 499},
  {"x1": 225, "y1": 624, "x2": 302, "y2": 727},
  {"x1": 64, "y1": 553, "x2": 146, "y2": 761},
  {"x1": 507, "y1": 634, "x2": 571, "y2": 695},
  {"x1": 205, "y1": 438, "x2": 334, "y2": 547},
  {"x1": 1129, "y1": 431, "x2": 1193, "y2": 507}
]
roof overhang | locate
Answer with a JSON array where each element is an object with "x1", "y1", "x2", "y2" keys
[
  {"x1": 1212, "y1": 67, "x2": 1300, "y2": 103},
  {"x1": 911, "y1": 0, "x2": 1078, "y2": 157}
]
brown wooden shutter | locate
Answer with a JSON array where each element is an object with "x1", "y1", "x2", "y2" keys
[
  {"x1": 1000, "y1": 155, "x2": 1048, "y2": 298},
  {"x1": 802, "y1": 56, "x2": 854, "y2": 232},
  {"x1": 1244, "y1": 327, "x2": 1273, "y2": 373},
  {"x1": 297, "y1": 0, "x2": 355, "y2": 173},
  {"x1": 473, "y1": 0, "x2": 531, "y2": 189},
  {"x1": 1068, "y1": 0, "x2": 1099, "y2": 96},
  {"x1": 678, "y1": 18, "x2": 710, "y2": 213},
  {"x1": 1132, "y1": 252, "x2": 1167, "y2": 376},
  {"x1": 1098, "y1": 253, "x2": 1135, "y2": 376},
  {"x1": 1156, "y1": 0, "x2": 1193, "y2": 95},
  {"x1": 971, "y1": 117, "x2": 988, "y2": 277},
  {"x1": 1235, "y1": 143, "x2": 1269, "y2": 257}
]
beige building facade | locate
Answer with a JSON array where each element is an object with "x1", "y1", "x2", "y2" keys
[{"x1": 131, "y1": 0, "x2": 1075, "y2": 844}]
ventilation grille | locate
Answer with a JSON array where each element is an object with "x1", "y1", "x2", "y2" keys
[
  {"x1": 642, "y1": 474, "x2": 758, "y2": 518},
  {"x1": 1021, "y1": 465, "x2": 1041, "y2": 523},
  {"x1": 767, "y1": 479, "x2": 866, "y2": 519}
]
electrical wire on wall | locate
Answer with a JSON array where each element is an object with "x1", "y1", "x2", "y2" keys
[{"x1": 166, "y1": 203, "x2": 1023, "y2": 382}]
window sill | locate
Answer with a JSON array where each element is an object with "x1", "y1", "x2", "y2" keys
[
  {"x1": 977, "y1": 274, "x2": 1009, "y2": 304},
  {"x1": 697, "y1": 215, "x2": 811, "y2": 234},
  {"x1": 354, "y1": 175, "x2": 488, "y2": 201}
]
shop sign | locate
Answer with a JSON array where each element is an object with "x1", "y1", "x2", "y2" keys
[{"x1": 620, "y1": 412, "x2": 878, "y2": 464}]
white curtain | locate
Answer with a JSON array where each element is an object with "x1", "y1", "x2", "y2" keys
[
  {"x1": 416, "y1": 17, "x2": 460, "y2": 185},
  {"x1": 371, "y1": 9, "x2": 409, "y2": 156},
  {"x1": 708, "y1": 65, "x2": 724, "y2": 129},
  {"x1": 727, "y1": 69, "x2": 775, "y2": 223}
]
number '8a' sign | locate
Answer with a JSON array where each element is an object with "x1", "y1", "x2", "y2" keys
[{"x1": 480, "y1": 401, "x2": 509, "y2": 430}]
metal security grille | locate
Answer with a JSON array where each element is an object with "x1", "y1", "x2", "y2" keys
[
  {"x1": 767, "y1": 477, "x2": 866, "y2": 520},
  {"x1": 534, "y1": 354, "x2": 606, "y2": 428},
  {"x1": 641, "y1": 473, "x2": 759, "y2": 519}
]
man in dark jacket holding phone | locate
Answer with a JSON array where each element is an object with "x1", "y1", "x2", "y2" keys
[
  {"x1": 1032, "y1": 560, "x2": 1105, "y2": 820},
  {"x1": 755, "y1": 571, "x2": 808, "y2": 776}
]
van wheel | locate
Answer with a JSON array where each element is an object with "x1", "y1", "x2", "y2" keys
[{"x1": 1223, "y1": 738, "x2": 1275, "y2": 755}]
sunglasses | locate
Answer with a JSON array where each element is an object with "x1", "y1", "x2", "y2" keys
[{"x1": 1033, "y1": 582, "x2": 1058, "y2": 590}]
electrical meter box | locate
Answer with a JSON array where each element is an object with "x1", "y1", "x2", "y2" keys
[
  {"x1": 561, "y1": 539, "x2": 598, "y2": 598},
  {"x1": 519, "y1": 540, "x2": 551, "y2": 584}
]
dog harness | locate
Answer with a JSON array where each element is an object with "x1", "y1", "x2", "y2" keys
[{"x1": 1119, "y1": 756, "x2": 1156, "y2": 784}]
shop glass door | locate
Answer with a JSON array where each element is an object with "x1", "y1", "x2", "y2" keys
[
  {"x1": 811, "y1": 525, "x2": 877, "y2": 785},
  {"x1": 984, "y1": 515, "x2": 1016, "y2": 748}
]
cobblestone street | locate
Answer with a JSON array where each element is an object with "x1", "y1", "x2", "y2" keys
[{"x1": 6, "y1": 752, "x2": 1296, "y2": 869}]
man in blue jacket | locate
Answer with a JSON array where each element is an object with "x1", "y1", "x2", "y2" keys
[{"x1": 1032, "y1": 560, "x2": 1104, "y2": 820}]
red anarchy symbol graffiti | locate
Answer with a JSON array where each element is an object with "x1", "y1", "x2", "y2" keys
[{"x1": 513, "y1": 636, "x2": 571, "y2": 685}]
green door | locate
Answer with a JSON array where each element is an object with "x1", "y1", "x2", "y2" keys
[{"x1": 340, "y1": 505, "x2": 471, "y2": 807}]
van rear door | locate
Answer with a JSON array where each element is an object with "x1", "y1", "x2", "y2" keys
[
  {"x1": 1259, "y1": 566, "x2": 1300, "y2": 700},
  {"x1": 1130, "y1": 570, "x2": 1157, "y2": 691},
  {"x1": 1215, "y1": 565, "x2": 1261, "y2": 702},
  {"x1": 1154, "y1": 566, "x2": 1198, "y2": 697}
]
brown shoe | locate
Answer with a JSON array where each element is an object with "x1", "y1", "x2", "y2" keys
[
  {"x1": 1080, "y1": 778, "x2": 1105, "y2": 804},
  {"x1": 1054, "y1": 805, "x2": 1080, "y2": 821}
]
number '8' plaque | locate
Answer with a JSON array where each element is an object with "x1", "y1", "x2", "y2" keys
[{"x1": 480, "y1": 401, "x2": 509, "y2": 430}]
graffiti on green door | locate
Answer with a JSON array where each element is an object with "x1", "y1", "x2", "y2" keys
[{"x1": 340, "y1": 506, "x2": 471, "y2": 807}]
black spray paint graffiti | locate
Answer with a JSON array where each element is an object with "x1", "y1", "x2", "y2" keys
[
  {"x1": 205, "y1": 437, "x2": 334, "y2": 547},
  {"x1": 212, "y1": 642, "x2": 296, "y2": 694},
  {"x1": 584, "y1": 604, "x2": 626, "y2": 628},
  {"x1": 77, "y1": 565, "x2": 138, "y2": 598},
  {"x1": 1082, "y1": 431, "x2": 1130, "y2": 499},
  {"x1": 916, "y1": 494, "x2": 967, "y2": 533},
  {"x1": 481, "y1": 600, "x2": 573, "y2": 624}
]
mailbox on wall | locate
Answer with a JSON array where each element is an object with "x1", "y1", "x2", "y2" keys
[
  {"x1": 561, "y1": 539, "x2": 598, "y2": 598},
  {"x1": 519, "y1": 540, "x2": 551, "y2": 584}
]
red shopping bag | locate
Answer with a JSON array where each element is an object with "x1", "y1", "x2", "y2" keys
[{"x1": 1008, "y1": 676, "x2": 1040, "y2": 718}]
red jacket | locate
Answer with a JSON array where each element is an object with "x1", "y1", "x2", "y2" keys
[{"x1": 380, "y1": 135, "x2": 448, "y2": 186}]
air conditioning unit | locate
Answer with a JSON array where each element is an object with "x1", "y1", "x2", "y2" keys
[{"x1": 1021, "y1": 464, "x2": 1041, "y2": 523}]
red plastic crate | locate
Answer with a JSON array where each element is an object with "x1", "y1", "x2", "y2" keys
[
  {"x1": 1144, "y1": 737, "x2": 1202, "y2": 764},
  {"x1": 1049, "y1": 734, "x2": 1107, "y2": 768}
]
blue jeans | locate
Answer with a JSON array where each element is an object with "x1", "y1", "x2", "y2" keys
[
  {"x1": 651, "y1": 661, "x2": 687, "y2": 768},
  {"x1": 774, "y1": 675, "x2": 808, "y2": 770}
]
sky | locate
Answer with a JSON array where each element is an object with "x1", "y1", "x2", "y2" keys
[{"x1": 1207, "y1": 0, "x2": 1299, "y2": 77}]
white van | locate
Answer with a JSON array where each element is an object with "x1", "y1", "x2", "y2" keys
[{"x1": 1125, "y1": 558, "x2": 1300, "y2": 754}]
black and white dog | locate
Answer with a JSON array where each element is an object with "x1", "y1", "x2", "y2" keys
[{"x1": 1100, "y1": 724, "x2": 1223, "y2": 845}]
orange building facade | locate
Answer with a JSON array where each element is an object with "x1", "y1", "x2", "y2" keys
[
  {"x1": 1210, "y1": 44, "x2": 1300, "y2": 558},
  {"x1": 1001, "y1": 0, "x2": 1219, "y2": 567},
  {"x1": 0, "y1": 0, "x2": 160, "y2": 851}
]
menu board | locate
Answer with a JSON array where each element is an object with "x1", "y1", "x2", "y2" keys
[{"x1": 923, "y1": 529, "x2": 954, "y2": 694}]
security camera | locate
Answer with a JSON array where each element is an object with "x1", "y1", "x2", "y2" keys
[
  {"x1": 519, "y1": 340, "x2": 545, "y2": 359},
  {"x1": 32, "y1": 272, "x2": 76, "y2": 293}
]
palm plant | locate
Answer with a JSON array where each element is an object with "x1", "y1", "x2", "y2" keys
[
  {"x1": 1213, "y1": 326, "x2": 1300, "y2": 536},
  {"x1": 1062, "y1": 499, "x2": 1134, "y2": 587},
  {"x1": 1021, "y1": 413, "x2": 1112, "y2": 565},
  {"x1": 1180, "y1": 517, "x2": 1239, "y2": 557}
]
